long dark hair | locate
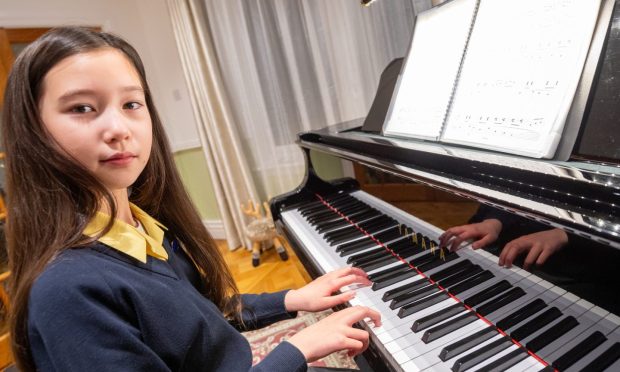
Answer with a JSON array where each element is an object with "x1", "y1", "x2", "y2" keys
[{"x1": 1, "y1": 27, "x2": 239, "y2": 371}]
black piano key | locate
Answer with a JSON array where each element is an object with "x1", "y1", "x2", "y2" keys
[
  {"x1": 324, "y1": 213, "x2": 380, "y2": 236},
  {"x1": 462, "y1": 279, "x2": 511, "y2": 307},
  {"x1": 317, "y1": 208, "x2": 379, "y2": 229},
  {"x1": 429, "y1": 259, "x2": 473, "y2": 282},
  {"x1": 351, "y1": 248, "x2": 398, "y2": 271},
  {"x1": 397, "y1": 291, "x2": 448, "y2": 318},
  {"x1": 437, "y1": 265, "x2": 483, "y2": 288},
  {"x1": 303, "y1": 203, "x2": 343, "y2": 218},
  {"x1": 408, "y1": 251, "x2": 441, "y2": 268},
  {"x1": 552, "y1": 330, "x2": 606, "y2": 370},
  {"x1": 496, "y1": 298, "x2": 547, "y2": 330},
  {"x1": 579, "y1": 342, "x2": 620, "y2": 372},
  {"x1": 356, "y1": 253, "x2": 402, "y2": 272},
  {"x1": 382, "y1": 277, "x2": 431, "y2": 300},
  {"x1": 344, "y1": 233, "x2": 407, "y2": 262},
  {"x1": 411, "y1": 303, "x2": 464, "y2": 332},
  {"x1": 509, "y1": 307, "x2": 562, "y2": 342},
  {"x1": 451, "y1": 336, "x2": 513, "y2": 372},
  {"x1": 372, "y1": 267, "x2": 418, "y2": 290},
  {"x1": 476, "y1": 286, "x2": 526, "y2": 317},
  {"x1": 311, "y1": 204, "x2": 371, "y2": 224},
  {"x1": 299, "y1": 202, "x2": 329, "y2": 216},
  {"x1": 324, "y1": 222, "x2": 369, "y2": 242},
  {"x1": 449, "y1": 270, "x2": 495, "y2": 296},
  {"x1": 346, "y1": 246, "x2": 384, "y2": 264},
  {"x1": 439, "y1": 326, "x2": 496, "y2": 361},
  {"x1": 370, "y1": 224, "x2": 402, "y2": 239},
  {"x1": 390, "y1": 284, "x2": 437, "y2": 309},
  {"x1": 327, "y1": 217, "x2": 395, "y2": 244},
  {"x1": 525, "y1": 315, "x2": 579, "y2": 352},
  {"x1": 374, "y1": 265, "x2": 416, "y2": 283},
  {"x1": 367, "y1": 262, "x2": 408, "y2": 282},
  {"x1": 422, "y1": 312, "x2": 478, "y2": 343},
  {"x1": 338, "y1": 230, "x2": 405, "y2": 255},
  {"x1": 476, "y1": 347, "x2": 529, "y2": 372},
  {"x1": 416, "y1": 251, "x2": 459, "y2": 272},
  {"x1": 307, "y1": 207, "x2": 343, "y2": 221}
]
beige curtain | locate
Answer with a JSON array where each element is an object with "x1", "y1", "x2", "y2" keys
[{"x1": 167, "y1": 0, "x2": 258, "y2": 250}]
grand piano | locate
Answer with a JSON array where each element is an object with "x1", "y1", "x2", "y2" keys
[{"x1": 270, "y1": 1, "x2": 620, "y2": 371}]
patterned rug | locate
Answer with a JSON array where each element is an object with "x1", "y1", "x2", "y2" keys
[{"x1": 243, "y1": 309, "x2": 359, "y2": 369}]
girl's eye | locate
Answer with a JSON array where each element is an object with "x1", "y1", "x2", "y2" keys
[
  {"x1": 124, "y1": 102, "x2": 143, "y2": 110},
  {"x1": 71, "y1": 105, "x2": 94, "y2": 114}
]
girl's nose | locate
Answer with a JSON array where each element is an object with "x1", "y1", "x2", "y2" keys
[{"x1": 102, "y1": 110, "x2": 131, "y2": 143}]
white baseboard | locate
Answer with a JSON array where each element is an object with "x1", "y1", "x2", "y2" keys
[{"x1": 203, "y1": 219, "x2": 226, "y2": 239}]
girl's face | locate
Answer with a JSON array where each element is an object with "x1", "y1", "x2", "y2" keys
[{"x1": 39, "y1": 48, "x2": 153, "y2": 193}]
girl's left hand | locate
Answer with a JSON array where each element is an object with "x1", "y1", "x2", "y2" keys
[{"x1": 284, "y1": 266, "x2": 371, "y2": 312}]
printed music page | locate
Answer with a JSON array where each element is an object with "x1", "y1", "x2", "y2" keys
[
  {"x1": 441, "y1": 0, "x2": 601, "y2": 158},
  {"x1": 383, "y1": 0, "x2": 478, "y2": 141}
]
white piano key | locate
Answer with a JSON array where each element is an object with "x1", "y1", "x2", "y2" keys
[
  {"x1": 506, "y1": 354, "x2": 546, "y2": 372},
  {"x1": 378, "y1": 298, "x2": 459, "y2": 343},
  {"x1": 564, "y1": 314, "x2": 620, "y2": 372},
  {"x1": 517, "y1": 290, "x2": 580, "y2": 344},
  {"x1": 543, "y1": 306, "x2": 613, "y2": 365},
  {"x1": 464, "y1": 343, "x2": 521, "y2": 371},
  {"x1": 411, "y1": 331, "x2": 505, "y2": 370},
  {"x1": 394, "y1": 319, "x2": 490, "y2": 366},
  {"x1": 533, "y1": 300, "x2": 601, "y2": 359}
]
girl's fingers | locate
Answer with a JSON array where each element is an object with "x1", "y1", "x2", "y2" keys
[
  {"x1": 341, "y1": 306, "x2": 382, "y2": 327},
  {"x1": 523, "y1": 244, "x2": 542, "y2": 271},
  {"x1": 439, "y1": 227, "x2": 464, "y2": 247},
  {"x1": 321, "y1": 291, "x2": 356, "y2": 308},
  {"x1": 333, "y1": 266, "x2": 367, "y2": 279},
  {"x1": 536, "y1": 246, "x2": 555, "y2": 266},
  {"x1": 332, "y1": 274, "x2": 372, "y2": 289},
  {"x1": 472, "y1": 234, "x2": 494, "y2": 249},
  {"x1": 345, "y1": 327, "x2": 369, "y2": 341},
  {"x1": 449, "y1": 232, "x2": 470, "y2": 252},
  {"x1": 341, "y1": 338, "x2": 364, "y2": 356},
  {"x1": 499, "y1": 241, "x2": 525, "y2": 267}
]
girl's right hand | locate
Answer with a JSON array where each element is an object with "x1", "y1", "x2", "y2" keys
[{"x1": 287, "y1": 305, "x2": 382, "y2": 362}]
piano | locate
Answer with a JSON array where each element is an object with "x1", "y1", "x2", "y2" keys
[
  {"x1": 269, "y1": 12, "x2": 620, "y2": 372},
  {"x1": 270, "y1": 2, "x2": 620, "y2": 370}
]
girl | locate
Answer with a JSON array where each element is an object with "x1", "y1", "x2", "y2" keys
[{"x1": 2, "y1": 27, "x2": 380, "y2": 371}]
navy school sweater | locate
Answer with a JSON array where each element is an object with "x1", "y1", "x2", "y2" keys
[{"x1": 27, "y1": 237, "x2": 307, "y2": 371}]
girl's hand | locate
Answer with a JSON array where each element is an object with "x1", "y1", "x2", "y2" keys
[
  {"x1": 499, "y1": 228, "x2": 568, "y2": 270},
  {"x1": 287, "y1": 305, "x2": 382, "y2": 362},
  {"x1": 284, "y1": 267, "x2": 371, "y2": 312},
  {"x1": 438, "y1": 219, "x2": 502, "y2": 252}
]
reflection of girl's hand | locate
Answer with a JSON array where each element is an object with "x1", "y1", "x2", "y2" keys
[
  {"x1": 499, "y1": 229, "x2": 568, "y2": 270},
  {"x1": 439, "y1": 219, "x2": 502, "y2": 252},
  {"x1": 288, "y1": 305, "x2": 382, "y2": 362},
  {"x1": 284, "y1": 267, "x2": 371, "y2": 312}
]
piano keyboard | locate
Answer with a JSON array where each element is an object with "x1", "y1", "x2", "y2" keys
[{"x1": 280, "y1": 190, "x2": 620, "y2": 372}]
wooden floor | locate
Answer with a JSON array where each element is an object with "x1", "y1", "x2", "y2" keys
[
  {"x1": 218, "y1": 239, "x2": 312, "y2": 293},
  {"x1": 218, "y1": 201, "x2": 479, "y2": 293}
]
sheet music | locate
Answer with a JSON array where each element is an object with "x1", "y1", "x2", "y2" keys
[
  {"x1": 442, "y1": 0, "x2": 601, "y2": 158},
  {"x1": 383, "y1": 0, "x2": 478, "y2": 140}
]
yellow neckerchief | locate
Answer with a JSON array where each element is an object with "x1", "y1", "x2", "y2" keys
[{"x1": 83, "y1": 203, "x2": 168, "y2": 263}]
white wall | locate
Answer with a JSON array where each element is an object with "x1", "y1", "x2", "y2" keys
[{"x1": 0, "y1": 0, "x2": 201, "y2": 152}]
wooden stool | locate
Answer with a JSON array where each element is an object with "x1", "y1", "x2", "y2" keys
[{"x1": 242, "y1": 201, "x2": 288, "y2": 267}]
